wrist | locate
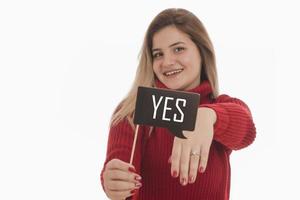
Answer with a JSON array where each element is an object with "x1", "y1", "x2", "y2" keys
[{"x1": 198, "y1": 107, "x2": 217, "y2": 125}]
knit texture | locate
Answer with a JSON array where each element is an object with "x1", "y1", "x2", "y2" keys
[{"x1": 100, "y1": 80, "x2": 256, "y2": 200}]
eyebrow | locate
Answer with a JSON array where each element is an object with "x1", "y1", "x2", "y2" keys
[{"x1": 152, "y1": 42, "x2": 185, "y2": 53}]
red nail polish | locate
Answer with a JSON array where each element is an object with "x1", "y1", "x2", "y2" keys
[
  {"x1": 130, "y1": 189, "x2": 138, "y2": 194},
  {"x1": 168, "y1": 157, "x2": 171, "y2": 163},
  {"x1": 199, "y1": 167, "x2": 204, "y2": 173},
  {"x1": 189, "y1": 176, "x2": 194, "y2": 183},
  {"x1": 135, "y1": 182, "x2": 142, "y2": 188},
  {"x1": 128, "y1": 167, "x2": 136, "y2": 173},
  {"x1": 172, "y1": 171, "x2": 177, "y2": 177},
  {"x1": 181, "y1": 178, "x2": 187, "y2": 185}
]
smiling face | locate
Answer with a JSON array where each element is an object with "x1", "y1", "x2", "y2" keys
[{"x1": 152, "y1": 25, "x2": 202, "y2": 91}]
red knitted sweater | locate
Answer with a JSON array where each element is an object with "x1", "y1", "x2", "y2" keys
[{"x1": 100, "y1": 80, "x2": 256, "y2": 200}]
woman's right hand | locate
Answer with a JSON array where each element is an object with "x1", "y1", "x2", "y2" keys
[{"x1": 103, "y1": 159, "x2": 142, "y2": 200}]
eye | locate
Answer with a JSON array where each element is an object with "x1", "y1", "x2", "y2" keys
[
  {"x1": 174, "y1": 47, "x2": 185, "y2": 52},
  {"x1": 152, "y1": 52, "x2": 163, "y2": 59}
]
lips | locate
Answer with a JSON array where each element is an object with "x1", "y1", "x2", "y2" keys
[{"x1": 163, "y1": 69, "x2": 184, "y2": 76}]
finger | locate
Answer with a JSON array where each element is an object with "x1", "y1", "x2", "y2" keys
[
  {"x1": 106, "y1": 180, "x2": 142, "y2": 191},
  {"x1": 170, "y1": 138, "x2": 182, "y2": 178},
  {"x1": 107, "y1": 188, "x2": 138, "y2": 200},
  {"x1": 198, "y1": 145, "x2": 210, "y2": 173},
  {"x1": 188, "y1": 149, "x2": 201, "y2": 184},
  {"x1": 106, "y1": 159, "x2": 136, "y2": 172},
  {"x1": 179, "y1": 146, "x2": 191, "y2": 186},
  {"x1": 106, "y1": 169, "x2": 142, "y2": 183}
]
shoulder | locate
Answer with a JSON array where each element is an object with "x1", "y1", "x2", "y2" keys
[
  {"x1": 110, "y1": 117, "x2": 134, "y2": 133},
  {"x1": 212, "y1": 94, "x2": 252, "y2": 113},
  {"x1": 214, "y1": 94, "x2": 246, "y2": 104}
]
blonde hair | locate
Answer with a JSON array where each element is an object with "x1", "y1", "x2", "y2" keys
[{"x1": 111, "y1": 8, "x2": 219, "y2": 128}]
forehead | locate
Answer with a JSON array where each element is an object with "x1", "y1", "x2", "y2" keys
[{"x1": 152, "y1": 26, "x2": 192, "y2": 49}]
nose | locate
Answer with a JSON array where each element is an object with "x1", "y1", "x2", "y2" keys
[{"x1": 162, "y1": 52, "x2": 176, "y2": 67}]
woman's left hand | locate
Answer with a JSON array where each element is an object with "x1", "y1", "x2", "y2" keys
[{"x1": 169, "y1": 107, "x2": 216, "y2": 186}]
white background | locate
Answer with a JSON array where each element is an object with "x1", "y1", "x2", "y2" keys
[{"x1": 0, "y1": 0, "x2": 299, "y2": 199}]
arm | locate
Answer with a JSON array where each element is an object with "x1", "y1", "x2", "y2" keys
[
  {"x1": 200, "y1": 94, "x2": 256, "y2": 150},
  {"x1": 100, "y1": 119, "x2": 144, "y2": 199}
]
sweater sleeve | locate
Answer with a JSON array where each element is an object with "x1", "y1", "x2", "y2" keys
[
  {"x1": 100, "y1": 118, "x2": 144, "y2": 198},
  {"x1": 199, "y1": 94, "x2": 256, "y2": 150}
]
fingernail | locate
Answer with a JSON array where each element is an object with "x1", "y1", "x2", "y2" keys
[
  {"x1": 172, "y1": 171, "x2": 178, "y2": 177},
  {"x1": 189, "y1": 176, "x2": 194, "y2": 183},
  {"x1": 181, "y1": 178, "x2": 187, "y2": 186},
  {"x1": 128, "y1": 167, "x2": 136, "y2": 173},
  {"x1": 168, "y1": 156, "x2": 171, "y2": 164},
  {"x1": 135, "y1": 182, "x2": 142, "y2": 188},
  {"x1": 199, "y1": 167, "x2": 204, "y2": 173},
  {"x1": 135, "y1": 175, "x2": 142, "y2": 181},
  {"x1": 130, "y1": 189, "x2": 138, "y2": 194}
]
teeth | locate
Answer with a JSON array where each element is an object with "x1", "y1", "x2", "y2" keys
[{"x1": 165, "y1": 69, "x2": 183, "y2": 76}]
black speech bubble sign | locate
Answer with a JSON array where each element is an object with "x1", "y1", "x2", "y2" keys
[{"x1": 133, "y1": 86, "x2": 200, "y2": 138}]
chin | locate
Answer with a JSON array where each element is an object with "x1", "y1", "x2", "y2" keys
[{"x1": 165, "y1": 82, "x2": 185, "y2": 90}]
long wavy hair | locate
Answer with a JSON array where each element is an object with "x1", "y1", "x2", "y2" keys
[{"x1": 111, "y1": 8, "x2": 219, "y2": 128}]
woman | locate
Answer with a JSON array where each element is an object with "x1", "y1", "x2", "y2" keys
[{"x1": 100, "y1": 8, "x2": 256, "y2": 200}]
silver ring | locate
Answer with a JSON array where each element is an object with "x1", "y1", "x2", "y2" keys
[{"x1": 190, "y1": 151, "x2": 200, "y2": 157}]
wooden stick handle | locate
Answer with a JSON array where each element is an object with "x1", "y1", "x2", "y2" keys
[
  {"x1": 124, "y1": 125, "x2": 140, "y2": 200},
  {"x1": 129, "y1": 124, "x2": 139, "y2": 165}
]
